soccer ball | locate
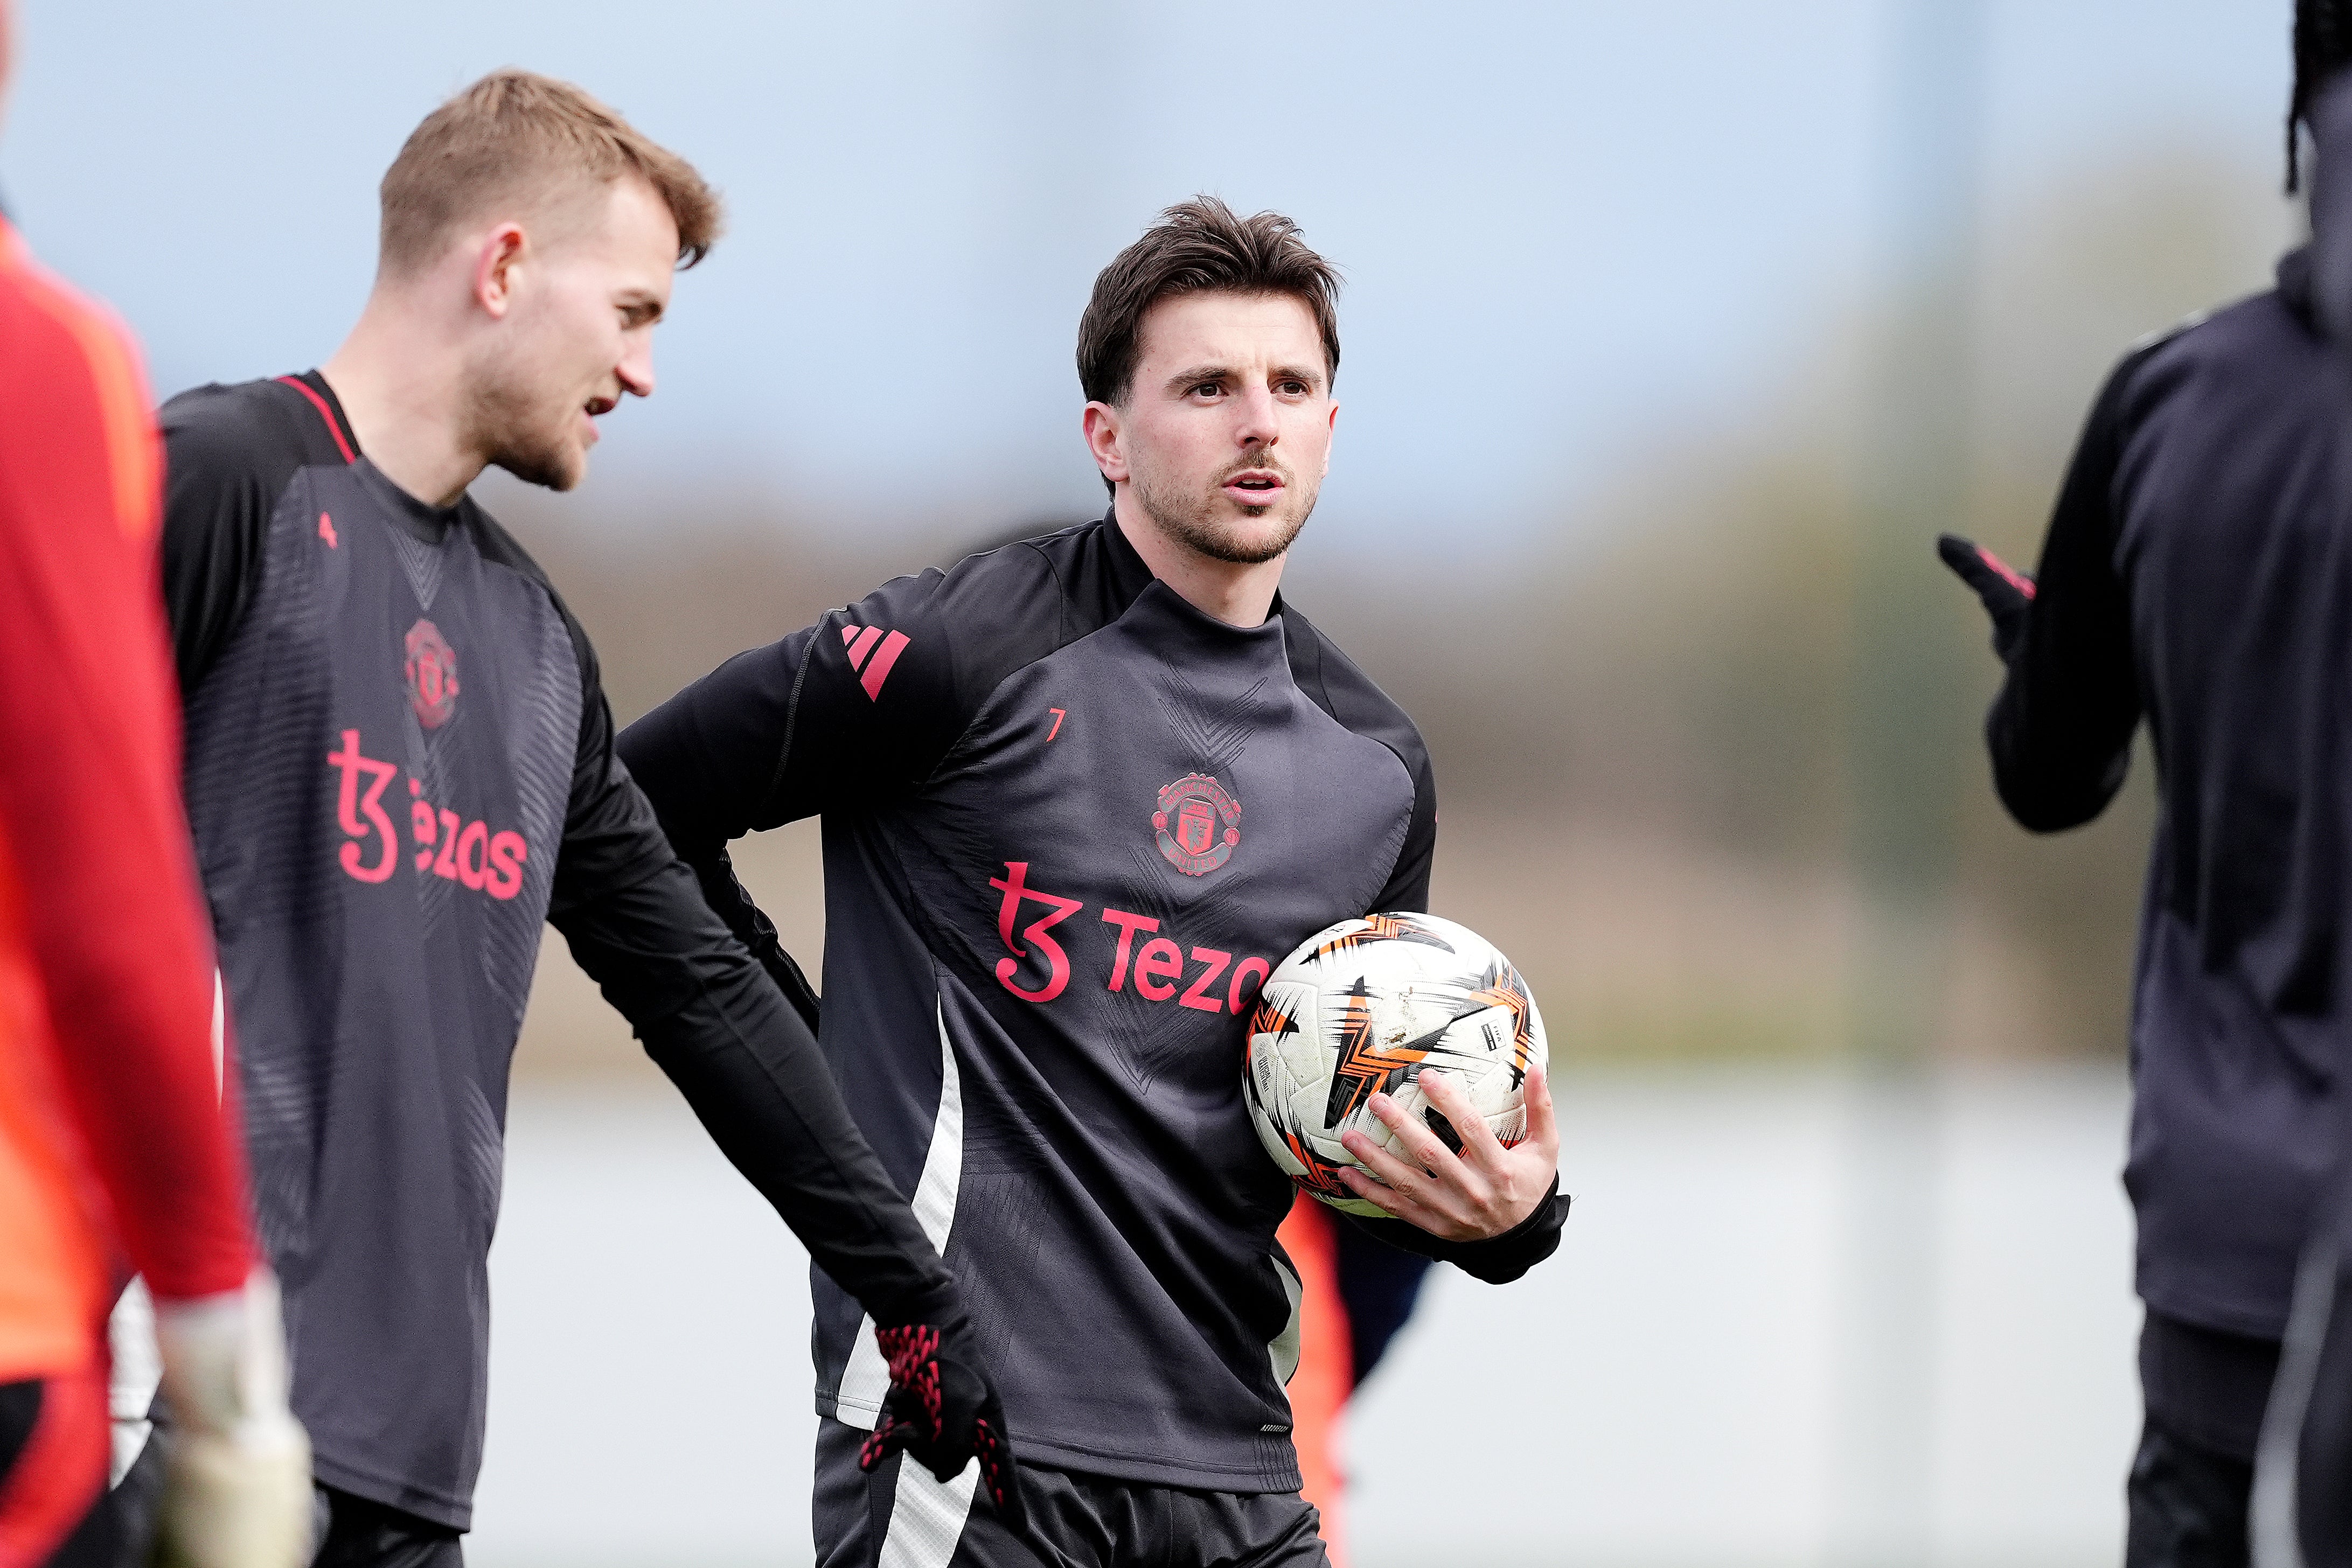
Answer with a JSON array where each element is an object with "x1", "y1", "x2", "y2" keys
[{"x1": 1243, "y1": 912, "x2": 1547, "y2": 1218}]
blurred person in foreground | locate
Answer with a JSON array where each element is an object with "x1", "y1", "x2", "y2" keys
[
  {"x1": 1939, "y1": 8, "x2": 2352, "y2": 1560},
  {"x1": 1271, "y1": 1194, "x2": 1434, "y2": 1566},
  {"x1": 2253, "y1": 20, "x2": 2352, "y2": 1568},
  {"x1": 617, "y1": 197, "x2": 1569, "y2": 1568},
  {"x1": 0, "y1": 2, "x2": 309, "y2": 1563},
  {"x1": 154, "y1": 69, "x2": 1013, "y2": 1566}
]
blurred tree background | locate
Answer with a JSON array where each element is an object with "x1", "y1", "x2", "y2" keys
[{"x1": 500, "y1": 145, "x2": 2287, "y2": 1077}]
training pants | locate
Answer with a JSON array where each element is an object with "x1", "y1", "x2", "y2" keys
[{"x1": 812, "y1": 1417, "x2": 1329, "y2": 1568}]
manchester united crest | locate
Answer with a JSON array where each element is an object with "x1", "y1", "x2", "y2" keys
[
  {"x1": 404, "y1": 618, "x2": 461, "y2": 730},
  {"x1": 1153, "y1": 772, "x2": 1241, "y2": 876}
]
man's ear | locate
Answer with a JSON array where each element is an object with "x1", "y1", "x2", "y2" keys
[
  {"x1": 1082, "y1": 401, "x2": 1129, "y2": 485},
  {"x1": 473, "y1": 224, "x2": 528, "y2": 319}
]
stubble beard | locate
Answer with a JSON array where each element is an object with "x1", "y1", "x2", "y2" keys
[
  {"x1": 1135, "y1": 459, "x2": 1320, "y2": 566},
  {"x1": 463, "y1": 351, "x2": 586, "y2": 493}
]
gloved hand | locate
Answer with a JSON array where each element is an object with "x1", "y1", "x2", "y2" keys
[
  {"x1": 150, "y1": 1270, "x2": 312, "y2": 1568},
  {"x1": 1936, "y1": 533, "x2": 2037, "y2": 662},
  {"x1": 858, "y1": 1319, "x2": 1026, "y2": 1536}
]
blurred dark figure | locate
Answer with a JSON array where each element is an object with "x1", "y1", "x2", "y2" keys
[
  {"x1": 1940, "y1": 9, "x2": 2352, "y2": 1562},
  {"x1": 2251, "y1": 21, "x2": 2352, "y2": 1568}
]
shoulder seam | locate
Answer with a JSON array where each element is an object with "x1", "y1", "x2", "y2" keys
[{"x1": 772, "y1": 615, "x2": 822, "y2": 805}]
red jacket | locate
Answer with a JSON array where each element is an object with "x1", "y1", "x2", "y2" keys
[{"x1": 0, "y1": 218, "x2": 252, "y2": 1381}]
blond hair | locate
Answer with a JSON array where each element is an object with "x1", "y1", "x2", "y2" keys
[{"x1": 378, "y1": 69, "x2": 722, "y2": 276}]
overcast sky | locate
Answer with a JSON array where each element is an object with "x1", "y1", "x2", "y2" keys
[{"x1": 4, "y1": 1, "x2": 2298, "y2": 543}]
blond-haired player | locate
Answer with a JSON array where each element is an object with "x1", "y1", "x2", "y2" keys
[{"x1": 156, "y1": 71, "x2": 1017, "y2": 1566}]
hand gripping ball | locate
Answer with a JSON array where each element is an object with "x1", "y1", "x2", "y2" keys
[{"x1": 1243, "y1": 912, "x2": 1547, "y2": 1217}]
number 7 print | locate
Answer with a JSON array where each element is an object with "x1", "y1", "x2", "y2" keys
[{"x1": 1046, "y1": 707, "x2": 1066, "y2": 742}]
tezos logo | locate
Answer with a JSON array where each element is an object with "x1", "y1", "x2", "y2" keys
[
  {"x1": 405, "y1": 619, "x2": 460, "y2": 729},
  {"x1": 326, "y1": 729, "x2": 528, "y2": 898},
  {"x1": 1153, "y1": 773, "x2": 1240, "y2": 876}
]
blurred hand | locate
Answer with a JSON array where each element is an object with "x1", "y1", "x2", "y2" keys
[
  {"x1": 1338, "y1": 1062, "x2": 1558, "y2": 1242},
  {"x1": 151, "y1": 1270, "x2": 312, "y2": 1568},
  {"x1": 1936, "y1": 533, "x2": 2036, "y2": 663}
]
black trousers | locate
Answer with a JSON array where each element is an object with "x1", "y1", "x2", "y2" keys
[
  {"x1": 308, "y1": 1485, "x2": 463, "y2": 1568},
  {"x1": 99, "y1": 1403, "x2": 462, "y2": 1568},
  {"x1": 2126, "y1": 1417, "x2": 2252, "y2": 1568},
  {"x1": 812, "y1": 1418, "x2": 1328, "y2": 1568}
]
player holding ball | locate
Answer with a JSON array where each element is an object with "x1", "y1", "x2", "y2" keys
[{"x1": 620, "y1": 197, "x2": 1570, "y2": 1567}]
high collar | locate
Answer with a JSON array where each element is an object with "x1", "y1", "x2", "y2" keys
[
  {"x1": 1119, "y1": 576, "x2": 1290, "y2": 665},
  {"x1": 1095, "y1": 506, "x2": 1289, "y2": 630},
  {"x1": 1097, "y1": 506, "x2": 1159, "y2": 609}
]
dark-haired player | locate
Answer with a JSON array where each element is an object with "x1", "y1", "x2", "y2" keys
[
  {"x1": 618, "y1": 197, "x2": 1570, "y2": 1568},
  {"x1": 157, "y1": 70, "x2": 1013, "y2": 1567},
  {"x1": 1940, "y1": 9, "x2": 2352, "y2": 1560}
]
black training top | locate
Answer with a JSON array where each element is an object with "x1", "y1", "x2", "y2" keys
[
  {"x1": 618, "y1": 513, "x2": 1568, "y2": 1494},
  {"x1": 1982, "y1": 249, "x2": 2351, "y2": 1347},
  {"x1": 160, "y1": 373, "x2": 957, "y2": 1529}
]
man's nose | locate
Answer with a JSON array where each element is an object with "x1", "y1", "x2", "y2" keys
[
  {"x1": 618, "y1": 337, "x2": 656, "y2": 400},
  {"x1": 1233, "y1": 385, "x2": 1279, "y2": 445}
]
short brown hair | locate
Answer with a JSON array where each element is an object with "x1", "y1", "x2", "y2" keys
[
  {"x1": 1077, "y1": 197, "x2": 1341, "y2": 406},
  {"x1": 378, "y1": 69, "x2": 722, "y2": 276}
]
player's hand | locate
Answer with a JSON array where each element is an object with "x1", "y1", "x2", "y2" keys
[
  {"x1": 1337, "y1": 1062, "x2": 1559, "y2": 1242},
  {"x1": 150, "y1": 1270, "x2": 312, "y2": 1568},
  {"x1": 1936, "y1": 533, "x2": 2036, "y2": 662},
  {"x1": 859, "y1": 1318, "x2": 1028, "y2": 1537}
]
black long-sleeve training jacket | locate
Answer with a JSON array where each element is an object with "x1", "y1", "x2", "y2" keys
[
  {"x1": 159, "y1": 372, "x2": 957, "y2": 1528},
  {"x1": 1983, "y1": 250, "x2": 2351, "y2": 1430},
  {"x1": 617, "y1": 513, "x2": 1568, "y2": 1494}
]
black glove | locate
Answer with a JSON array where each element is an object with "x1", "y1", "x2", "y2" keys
[
  {"x1": 1936, "y1": 533, "x2": 2036, "y2": 662},
  {"x1": 859, "y1": 1320, "x2": 1027, "y2": 1536}
]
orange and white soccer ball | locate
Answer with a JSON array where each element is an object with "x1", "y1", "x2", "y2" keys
[{"x1": 1243, "y1": 912, "x2": 1548, "y2": 1218}]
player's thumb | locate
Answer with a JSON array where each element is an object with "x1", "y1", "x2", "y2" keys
[
  {"x1": 1936, "y1": 535, "x2": 2010, "y2": 604},
  {"x1": 1935, "y1": 534, "x2": 2035, "y2": 660}
]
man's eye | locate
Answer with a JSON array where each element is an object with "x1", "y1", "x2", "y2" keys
[
  {"x1": 1277, "y1": 380, "x2": 1307, "y2": 396},
  {"x1": 1191, "y1": 382, "x2": 1222, "y2": 398}
]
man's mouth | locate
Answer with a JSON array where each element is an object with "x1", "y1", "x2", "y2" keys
[{"x1": 1223, "y1": 469, "x2": 1285, "y2": 504}]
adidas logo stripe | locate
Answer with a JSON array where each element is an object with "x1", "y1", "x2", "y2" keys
[{"x1": 840, "y1": 623, "x2": 911, "y2": 701}]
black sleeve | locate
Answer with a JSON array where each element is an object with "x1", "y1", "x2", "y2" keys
[
  {"x1": 158, "y1": 386, "x2": 299, "y2": 693},
  {"x1": 618, "y1": 564, "x2": 1007, "y2": 996},
  {"x1": 1984, "y1": 350, "x2": 2152, "y2": 832},
  {"x1": 1337, "y1": 1179, "x2": 1570, "y2": 1284},
  {"x1": 544, "y1": 602, "x2": 957, "y2": 1328}
]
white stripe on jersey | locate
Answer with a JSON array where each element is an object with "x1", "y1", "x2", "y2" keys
[
  {"x1": 876, "y1": 1455, "x2": 980, "y2": 1568},
  {"x1": 1267, "y1": 1252, "x2": 1302, "y2": 1390},
  {"x1": 836, "y1": 1001, "x2": 965, "y2": 1425}
]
